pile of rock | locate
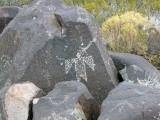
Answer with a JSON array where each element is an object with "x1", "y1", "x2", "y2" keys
[
  {"x1": 0, "y1": 0, "x2": 160, "y2": 120},
  {"x1": 98, "y1": 82, "x2": 160, "y2": 120},
  {"x1": 109, "y1": 52, "x2": 160, "y2": 87}
]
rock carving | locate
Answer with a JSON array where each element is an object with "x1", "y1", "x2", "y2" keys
[{"x1": 65, "y1": 41, "x2": 95, "y2": 82}]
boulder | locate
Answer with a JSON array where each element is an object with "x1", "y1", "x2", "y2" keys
[
  {"x1": 109, "y1": 52, "x2": 160, "y2": 86},
  {"x1": 98, "y1": 82, "x2": 160, "y2": 120},
  {"x1": 1, "y1": 81, "x2": 45, "y2": 120},
  {"x1": 0, "y1": 6, "x2": 20, "y2": 34},
  {"x1": 0, "y1": 0, "x2": 118, "y2": 103},
  {"x1": 33, "y1": 81, "x2": 100, "y2": 120},
  {"x1": 120, "y1": 65, "x2": 160, "y2": 87},
  {"x1": 119, "y1": 65, "x2": 145, "y2": 83}
]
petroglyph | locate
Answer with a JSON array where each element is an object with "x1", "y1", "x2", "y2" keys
[
  {"x1": 47, "y1": 5, "x2": 56, "y2": 11},
  {"x1": 65, "y1": 59, "x2": 73, "y2": 74},
  {"x1": 51, "y1": 112, "x2": 68, "y2": 120},
  {"x1": 40, "y1": 103, "x2": 87, "y2": 120},
  {"x1": 109, "y1": 101, "x2": 134, "y2": 113},
  {"x1": 41, "y1": 116, "x2": 52, "y2": 120},
  {"x1": 41, "y1": 69, "x2": 51, "y2": 87},
  {"x1": 3, "y1": 13, "x2": 9, "y2": 17},
  {"x1": 65, "y1": 40, "x2": 95, "y2": 82},
  {"x1": 51, "y1": 109, "x2": 74, "y2": 120},
  {"x1": 48, "y1": 95, "x2": 70, "y2": 106}
]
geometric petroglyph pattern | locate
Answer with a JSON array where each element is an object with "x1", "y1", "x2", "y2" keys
[{"x1": 65, "y1": 55, "x2": 95, "y2": 82}]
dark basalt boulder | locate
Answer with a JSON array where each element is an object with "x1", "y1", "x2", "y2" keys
[
  {"x1": 98, "y1": 82, "x2": 160, "y2": 120},
  {"x1": 119, "y1": 65, "x2": 160, "y2": 87},
  {"x1": 0, "y1": 0, "x2": 118, "y2": 107},
  {"x1": 0, "y1": 6, "x2": 20, "y2": 34},
  {"x1": 109, "y1": 52, "x2": 160, "y2": 86},
  {"x1": 33, "y1": 81, "x2": 100, "y2": 120}
]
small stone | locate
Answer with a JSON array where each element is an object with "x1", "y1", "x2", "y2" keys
[
  {"x1": 33, "y1": 98, "x2": 40, "y2": 104},
  {"x1": 4, "y1": 81, "x2": 45, "y2": 120}
]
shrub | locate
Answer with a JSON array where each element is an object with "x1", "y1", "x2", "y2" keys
[
  {"x1": 146, "y1": 28, "x2": 160, "y2": 70},
  {"x1": 101, "y1": 11, "x2": 151, "y2": 54},
  {"x1": 101, "y1": 11, "x2": 160, "y2": 69}
]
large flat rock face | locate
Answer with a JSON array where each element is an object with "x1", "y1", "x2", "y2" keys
[
  {"x1": 33, "y1": 81, "x2": 100, "y2": 120},
  {"x1": 0, "y1": 0, "x2": 118, "y2": 104},
  {"x1": 98, "y1": 82, "x2": 160, "y2": 120}
]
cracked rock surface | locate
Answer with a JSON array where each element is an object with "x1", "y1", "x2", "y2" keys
[
  {"x1": 33, "y1": 81, "x2": 100, "y2": 120},
  {"x1": 98, "y1": 82, "x2": 160, "y2": 120},
  {"x1": 2, "y1": 81, "x2": 45, "y2": 120},
  {"x1": 0, "y1": 0, "x2": 118, "y2": 105},
  {"x1": 109, "y1": 52, "x2": 160, "y2": 86}
]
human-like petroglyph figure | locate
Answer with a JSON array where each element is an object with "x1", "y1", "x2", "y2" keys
[{"x1": 65, "y1": 40, "x2": 95, "y2": 82}]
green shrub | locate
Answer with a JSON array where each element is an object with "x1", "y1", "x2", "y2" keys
[
  {"x1": 101, "y1": 11, "x2": 160, "y2": 69},
  {"x1": 101, "y1": 11, "x2": 151, "y2": 54}
]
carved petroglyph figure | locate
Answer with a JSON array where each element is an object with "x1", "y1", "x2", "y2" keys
[
  {"x1": 65, "y1": 41, "x2": 95, "y2": 82},
  {"x1": 65, "y1": 55, "x2": 95, "y2": 82}
]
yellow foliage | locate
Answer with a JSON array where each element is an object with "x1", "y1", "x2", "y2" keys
[
  {"x1": 82, "y1": 2, "x2": 95, "y2": 12},
  {"x1": 64, "y1": 0, "x2": 110, "y2": 22},
  {"x1": 101, "y1": 11, "x2": 152, "y2": 55},
  {"x1": 101, "y1": 11, "x2": 160, "y2": 70}
]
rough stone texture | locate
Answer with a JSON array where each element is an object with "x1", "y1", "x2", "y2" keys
[
  {"x1": 0, "y1": 0, "x2": 118, "y2": 104},
  {"x1": 98, "y1": 82, "x2": 160, "y2": 120},
  {"x1": 147, "y1": 28, "x2": 160, "y2": 55},
  {"x1": 33, "y1": 81, "x2": 100, "y2": 120},
  {"x1": 0, "y1": 6, "x2": 20, "y2": 34},
  {"x1": 2, "y1": 81, "x2": 45, "y2": 120},
  {"x1": 120, "y1": 65, "x2": 160, "y2": 87},
  {"x1": 0, "y1": 87, "x2": 7, "y2": 120},
  {"x1": 109, "y1": 52, "x2": 160, "y2": 84},
  {"x1": 119, "y1": 65, "x2": 145, "y2": 82}
]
